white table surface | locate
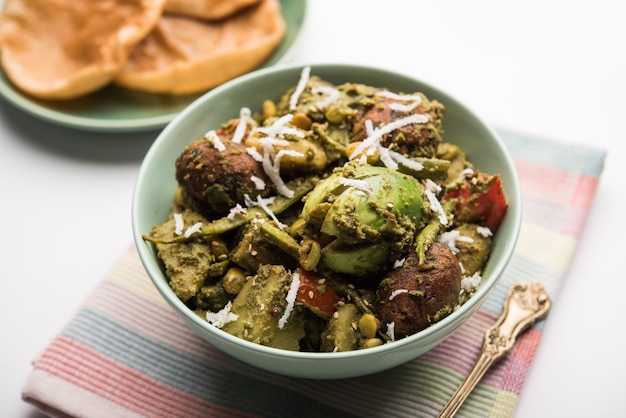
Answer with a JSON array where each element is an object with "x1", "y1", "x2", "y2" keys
[{"x1": 1, "y1": 1, "x2": 624, "y2": 417}]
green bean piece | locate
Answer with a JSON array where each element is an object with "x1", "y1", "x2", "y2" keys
[
  {"x1": 289, "y1": 217, "x2": 307, "y2": 238},
  {"x1": 396, "y1": 156, "x2": 451, "y2": 181},
  {"x1": 415, "y1": 221, "x2": 441, "y2": 266},
  {"x1": 415, "y1": 200, "x2": 456, "y2": 264},
  {"x1": 143, "y1": 175, "x2": 318, "y2": 244},
  {"x1": 259, "y1": 222, "x2": 301, "y2": 260},
  {"x1": 299, "y1": 239, "x2": 321, "y2": 271},
  {"x1": 259, "y1": 223, "x2": 322, "y2": 271}
]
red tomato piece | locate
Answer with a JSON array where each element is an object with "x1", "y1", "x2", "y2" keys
[
  {"x1": 442, "y1": 173, "x2": 508, "y2": 233},
  {"x1": 296, "y1": 269, "x2": 339, "y2": 319}
]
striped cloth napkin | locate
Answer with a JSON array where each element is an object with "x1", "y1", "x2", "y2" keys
[{"x1": 22, "y1": 129, "x2": 605, "y2": 418}]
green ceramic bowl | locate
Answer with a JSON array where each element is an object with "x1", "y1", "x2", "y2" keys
[{"x1": 132, "y1": 63, "x2": 522, "y2": 379}]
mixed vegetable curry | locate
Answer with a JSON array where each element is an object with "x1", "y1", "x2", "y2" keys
[{"x1": 144, "y1": 67, "x2": 508, "y2": 352}]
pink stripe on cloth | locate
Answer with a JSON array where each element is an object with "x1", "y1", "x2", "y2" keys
[
  {"x1": 514, "y1": 160, "x2": 586, "y2": 205},
  {"x1": 421, "y1": 312, "x2": 545, "y2": 395},
  {"x1": 562, "y1": 175, "x2": 601, "y2": 236},
  {"x1": 515, "y1": 160, "x2": 599, "y2": 238},
  {"x1": 498, "y1": 328, "x2": 542, "y2": 394},
  {"x1": 32, "y1": 336, "x2": 258, "y2": 418},
  {"x1": 515, "y1": 161, "x2": 599, "y2": 210},
  {"x1": 24, "y1": 370, "x2": 146, "y2": 418},
  {"x1": 420, "y1": 310, "x2": 496, "y2": 375}
]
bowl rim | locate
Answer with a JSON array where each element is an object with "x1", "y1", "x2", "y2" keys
[{"x1": 132, "y1": 62, "x2": 523, "y2": 360}]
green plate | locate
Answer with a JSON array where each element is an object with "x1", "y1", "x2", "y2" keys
[{"x1": 0, "y1": 0, "x2": 306, "y2": 132}]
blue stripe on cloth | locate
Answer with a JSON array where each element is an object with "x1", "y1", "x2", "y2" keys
[
  {"x1": 61, "y1": 308, "x2": 359, "y2": 418},
  {"x1": 497, "y1": 127, "x2": 606, "y2": 177}
]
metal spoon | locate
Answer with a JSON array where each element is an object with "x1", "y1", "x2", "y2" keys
[{"x1": 438, "y1": 282, "x2": 551, "y2": 418}]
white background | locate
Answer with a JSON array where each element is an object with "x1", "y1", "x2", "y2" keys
[{"x1": 1, "y1": 1, "x2": 624, "y2": 416}]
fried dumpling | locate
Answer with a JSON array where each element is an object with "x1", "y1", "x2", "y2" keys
[
  {"x1": 114, "y1": 0, "x2": 285, "y2": 95},
  {"x1": 0, "y1": 0, "x2": 166, "y2": 99}
]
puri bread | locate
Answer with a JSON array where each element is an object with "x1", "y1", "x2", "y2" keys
[
  {"x1": 0, "y1": 0, "x2": 166, "y2": 100},
  {"x1": 114, "y1": 0, "x2": 285, "y2": 95},
  {"x1": 164, "y1": 0, "x2": 261, "y2": 21}
]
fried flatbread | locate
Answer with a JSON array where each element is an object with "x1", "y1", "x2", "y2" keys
[
  {"x1": 164, "y1": 0, "x2": 261, "y2": 21},
  {"x1": 114, "y1": 0, "x2": 285, "y2": 95},
  {"x1": 0, "y1": 0, "x2": 166, "y2": 99}
]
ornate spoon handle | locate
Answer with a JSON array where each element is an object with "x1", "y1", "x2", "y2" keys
[{"x1": 438, "y1": 282, "x2": 551, "y2": 418}]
